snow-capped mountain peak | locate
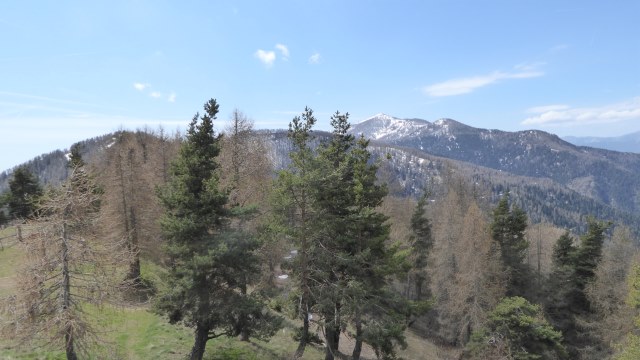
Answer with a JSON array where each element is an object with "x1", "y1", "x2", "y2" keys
[
  {"x1": 363, "y1": 113, "x2": 397, "y2": 123},
  {"x1": 351, "y1": 114, "x2": 431, "y2": 141}
]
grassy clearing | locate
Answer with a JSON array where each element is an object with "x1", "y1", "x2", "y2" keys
[
  {"x1": 0, "y1": 243, "x2": 324, "y2": 360},
  {"x1": 0, "y1": 229, "x2": 442, "y2": 359},
  {"x1": 0, "y1": 226, "x2": 22, "y2": 297}
]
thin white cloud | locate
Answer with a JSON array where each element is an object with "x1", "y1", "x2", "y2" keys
[
  {"x1": 522, "y1": 98, "x2": 640, "y2": 126},
  {"x1": 275, "y1": 44, "x2": 289, "y2": 60},
  {"x1": 133, "y1": 83, "x2": 149, "y2": 91},
  {"x1": 308, "y1": 52, "x2": 321, "y2": 64},
  {"x1": 515, "y1": 62, "x2": 546, "y2": 72},
  {"x1": 423, "y1": 70, "x2": 543, "y2": 97},
  {"x1": 526, "y1": 104, "x2": 571, "y2": 114},
  {"x1": 0, "y1": 91, "x2": 119, "y2": 109},
  {"x1": 168, "y1": 92, "x2": 176, "y2": 103},
  {"x1": 254, "y1": 49, "x2": 276, "y2": 67},
  {"x1": 150, "y1": 91, "x2": 162, "y2": 98}
]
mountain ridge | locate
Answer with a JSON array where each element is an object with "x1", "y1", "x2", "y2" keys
[
  {"x1": 350, "y1": 114, "x2": 640, "y2": 219},
  {"x1": 3, "y1": 115, "x2": 640, "y2": 235},
  {"x1": 564, "y1": 131, "x2": 640, "y2": 153}
]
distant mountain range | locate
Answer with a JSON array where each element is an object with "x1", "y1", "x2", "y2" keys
[
  {"x1": 563, "y1": 132, "x2": 640, "y2": 153},
  {"x1": 347, "y1": 114, "x2": 640, "y2": 233},
  {"x1": 3, "y1": 114, "x2": 640, "y2": 235}
]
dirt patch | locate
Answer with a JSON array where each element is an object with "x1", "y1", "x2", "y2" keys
[{"x1": 0, "y1": 276, "x2": 16, "y2": 296}]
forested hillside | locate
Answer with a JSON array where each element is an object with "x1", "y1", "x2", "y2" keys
[{"x1": 2, "y1": 103, "x2": 640, "y2": 360}]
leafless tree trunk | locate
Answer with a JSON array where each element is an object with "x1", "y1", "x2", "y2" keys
[{"x1": 7, "y1": 164, "x2": 132, "y2": 358}]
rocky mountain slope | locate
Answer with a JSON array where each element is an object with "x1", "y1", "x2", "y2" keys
[
  {"x1": 350, "y1": 114, "x2": 640, "y2": 218},
  {"x1": 266, "y1": 126, "x2": 639, "y2": 234}
]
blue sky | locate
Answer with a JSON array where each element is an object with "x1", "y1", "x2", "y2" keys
[{"x1": 1, "y1": 0, "x2": 639, "y2": 171}]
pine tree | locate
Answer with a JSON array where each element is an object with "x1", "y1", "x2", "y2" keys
[
  {"x1": 313, "y1": 111, "x2": 357, "y2": 360},
  {"x1": 544, "y1": 220, "x2": 611, "y2": 357},
  {"x1": 348, "y1": 135, "x2": 410, "y2": 360},
  {"x1": 573, "y1": 218, "x2": 611, "y2": 312},
  {"x1": 408, "y1": 191, "x2": 434, "y2": 301},
  {"x1": 552, "y1": 231, "x2": 576, "y2": 268},
  {"x1": 270, "y1": 107, "x2": 319, "y2": 359},
  {"x1": 490, "y1": 194, "x2": 530, "y2": 298},
  {"x1": 464, "y1": 296, "x2": 567, "y2": 360},
  {"x1": 313, "y1": 112, "x2": 408, "y2": 360},
  {"x1": 545, "y1": 231, "x2": 579, "y2": 349},
  {"x1": 7, "y1": 165, "x2": 43, "y2": 219},
  {"x1": 272, "y1": 110, "x2": 409, "y2": 359},
  {"x1": 154, "y1": 99, "x2": 271, "y2": 360}
]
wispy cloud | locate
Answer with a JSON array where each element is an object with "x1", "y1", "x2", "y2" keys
[
  {"x1": 525, "y1": 104, "x2": 570, "y2": 114},
  {"x1": 423, "y1": 67, "x2": 544, "y2": 97},
  {"x1": 132, "y1": 83, "x2": 175, "y2": 102},
  {"x1": 522, "y1": 98, "x2": 640, "y2": 126},
  {"x1": 515, "y1": 62, "x2": 546, "y2": 72},
  {"x1": 275, "y1": 44, "x2": 289, "y2": 60},
  {"x1": 133, "y1": 82, "x2": 149, "y2": 91},
  {"x1": 308, "y1": 52, "x2": 321, "y2": 65},
  {"x1": 254, "y1": 49, "x2": 276, "y2": 67},
  {"x1": 0, "y1": 91, "x2": 116, "y2": 109}
]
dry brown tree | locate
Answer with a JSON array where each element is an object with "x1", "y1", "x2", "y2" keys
[
  {"x1": 584, "y1": 226, "x2": 638, "y2": 354},
  {"x1": 218, "y1": 109, "x2": 272, "y2": 210},
  {"x1": 97, "y1": 129, "x2": 180, "y2": 279},
  {"x1": 450, "y1": 201, "x2": 506, "y2": 344},
  {"x1": 428, "y1": 177, "x2": 506, "y2": 346},
  {"x1": 218, "y1": 109, "x2": 277, "y2": 287},
  {"x1": 5, "y1": 160, "x2": 132, "y2": 359}
]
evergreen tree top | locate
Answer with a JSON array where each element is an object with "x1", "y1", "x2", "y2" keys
[{"x1": 552, "y1": 231, "x2": 575, "y2": 268}]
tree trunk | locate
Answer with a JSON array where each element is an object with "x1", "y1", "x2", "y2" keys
[
  {"x1": 352, "y1": 309, "x2": 363, "y2": 360},
  {"x1": 294, "y1": 299, "x2": 309, "y2": 359},
  {"x1": 62, "y1": 222, "x2": 78, "y2": 360},
  {"x1": 126, "y1": 206, "x2": 141, "y2": 282},
  {"x1": 189, "y1": 323, "x2": 209, "y2": 360},
  {"x1": 324, "y1": 302, "x2": 341, "y2": 360},
  {"x1": 324, "y1": 323, "x2": 340, "y2": 360},
  {"x1": 65, "y1": 329, "x2": 78, "y2": 360},
  {"x1": 405, "y1": 272, "x2": 411, "y2": 299},
  {"x1": 294, "y1": 211, "x2": 310, "y2": 360},
  {"x1": 238, "y1": 282, "x2": 249, "y2": 342}
]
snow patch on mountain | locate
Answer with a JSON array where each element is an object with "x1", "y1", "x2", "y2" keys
[{"x1": 352, "y1": 113, "x2": 431, "y2": 141}]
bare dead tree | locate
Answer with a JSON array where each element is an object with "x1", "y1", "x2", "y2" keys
[
  {"x1": 450, "y1": 202, "x2": 506, "y2": 344},
  {"x1": 4, "y1": 164, "x2": 132, "y2": 359},
  {"x1": 97, "y1": 130, "x2": 180, "y2": 279},
  {"x1": 428, "y1": 178, "x2": 506, "y2": 346},
  {"x1": 219, "y1": 109, "x2": 272, "y2": 211},
  {"x1": 585, "y1": 226, "x2": 638, "y2": 349}
]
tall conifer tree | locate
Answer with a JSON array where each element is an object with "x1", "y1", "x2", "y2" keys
[
  {"x1": 7, "y1": 166, "x2": 42, "y2": 219},
  {"x1": 408, "y1": 192, "x2": 433, "y2": 301},
  {"x1": 314, "y1": 112, "x2": 408, "y2": 360},
  {"x1": 271, "y1": 107, "x2": 319, "y2": 359},
  {"x1": 155, "y1": 99, "x2": 268, "y2": 360},
  {"x1": 490, "y1": 194, "x2": 530, "y2": 297}
]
